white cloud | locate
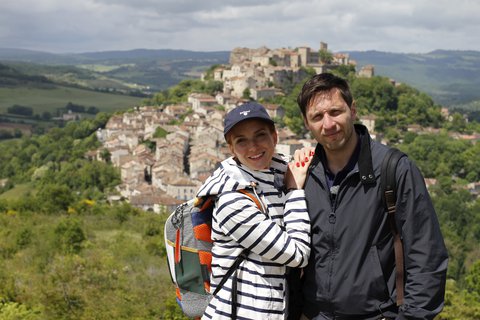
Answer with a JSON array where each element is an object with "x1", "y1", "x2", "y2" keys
[{"x1": 0, "y1": 0, "x2": 479, "y2": 53}]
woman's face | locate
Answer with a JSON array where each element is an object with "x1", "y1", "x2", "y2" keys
[{"x1": 227, "y1": 118, "x2": 277, "y2": 170}]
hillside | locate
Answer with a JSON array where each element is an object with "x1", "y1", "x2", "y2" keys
[
  {"x1": 2, "y1": 61, "x2": 149, "y2": 94},
  {"x1": 347, "y1": 50, "x2": 480, "y2": 106},
  {"x1": 0, "y1": 85, "x2": 143, "y2": 115},
  {"x1": 1, "y1": 47, "x2": 480, "y2": 108},
  {"x1": 0, "y1": 63, "x2": 143, "y2": 115},
  {"x1": 0, "y1": 48, "x2": 230, "y2": 92},
  {"x1": 0, "y1": 48, "x2": 230, "y2": 65},
  {"x1": 0, "y1": 77, "x2": 479, "y2": 318}
]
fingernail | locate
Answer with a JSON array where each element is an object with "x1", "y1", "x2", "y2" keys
[
  {"x1": 301, "y1": 162, "x2": 305, "y2": 167},
  {"x1": 296, "y1": 162, "x2": 300, "y2": 167},
  {"x1": 310, "y1": 151, "x2": 314, "y2": 156},
  {"x1": 305, "y1": 157, "x2": 309, "y2": 162}
]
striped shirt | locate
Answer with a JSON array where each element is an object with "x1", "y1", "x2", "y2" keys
[{"x1": 197, "y1": 154, "x2": 311, "y2": 320}]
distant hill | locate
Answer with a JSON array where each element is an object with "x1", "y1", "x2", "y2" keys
[
  {"x1": 0, "y1": 48, "x2": 230, "y2": 92},
  {"x1": 0, "y1": 62, "x2": 143, "y2": 118},
  {"x1": 346, "y1": 50, "x2": 480, "y2": 106},
  {"x1": 0, "y1": 48, "x2": 230, "y2": 65},
  {"x1": 0, "y1": 62, "x2": 53, "y2": 87},
  {"x1": 1, "y1": 47, "x2": 480, "y2": 107},
  {"x1": 76, "y1": 48, "x2": 230, "y2": 62}
]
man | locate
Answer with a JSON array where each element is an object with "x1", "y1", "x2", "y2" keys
[{"x1": 294, "y1": 73, "x2": 448, "y2": 319}]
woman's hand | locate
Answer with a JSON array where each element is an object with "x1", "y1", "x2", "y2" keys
[{"x1": 285, "y1": 147, "x2": 315, "y2": 190}]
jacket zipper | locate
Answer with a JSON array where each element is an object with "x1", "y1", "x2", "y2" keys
[
  {"x1": 326, "y1": 169, "x2": 359, "y2": 313},
  {"x1": 327, "y1": 185, "x2": 337, "y2": 301}
]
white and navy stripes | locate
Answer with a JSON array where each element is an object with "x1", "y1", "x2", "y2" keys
[{"x1": 197, "y1": 155, "x2": 311, "y2": 320}]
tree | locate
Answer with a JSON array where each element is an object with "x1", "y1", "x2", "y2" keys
[
  {"x1": 41, "y1": 111, "x2": 52, "y2": 121},
  {"x1": 99, "y1": 148, "x2": 111, "y2": 163},
  {"x1": 92, "y1": 112, "x2": 111, "y2": 129},
  {"x1": 319, "y1": 49, "x2": 333, "y2": 64},
  {"x1": 54, "y1": 218, "x2": 86, "y2": 254},
  {"x1": 465, "y1": 260, "x2": 480, "y2": 298},
  {"x1": 333, "y1": 65, "x2": 356, "y2": 78},
  {"x1": 36, "y1": 184, "x2": 75, "y2": 214},
  {"x1": 42, "y1": 254, "x2": 86, "y2": 318},
  {"x1": 0, "y1": 129, "x2": 13, "y2": 140},
  {"x1": 86, "y1": 106, "x2": 99, "y2": 115},
  {"x1": 65, "y1": 102, "x2": 85, "y2": 113},
  {"x1": 142, "y1": 139, "x2": 156, "y2": 152},
  {"x1": 446, "y1": 112, "x2": 468, "y2": 132},
  {"x1": 440, "y1": 278, "x2": 480, "y2": 319},
  {"x1": 242, "y1": 88, "x2": 251, "y2": 99},
  {"x1": 7, "y1": 105, "x2": 33, "y2": 117},
  {"x1": 0, "y1": 301, "x2": 41, "y2": 320},
  {"x1": 204, "y1": 80, "x2": 223, "y2": 96},
  {"x1": 153, "y1": 126, "x2": 168, "y2": 138},
  {"x1": 202, "y1": 64, "x2": 222, "y2": 80}
]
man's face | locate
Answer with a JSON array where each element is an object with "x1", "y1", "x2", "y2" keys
[{"x1": 303, "y1": 88, "x2": 356, "y2": 153}]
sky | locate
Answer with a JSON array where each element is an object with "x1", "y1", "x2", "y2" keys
[{"x1": 1, "y1": 0, "x2": 480, "y2": 54}]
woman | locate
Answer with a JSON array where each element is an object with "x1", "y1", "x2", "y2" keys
[{"x1": 197, "y1": 102, "x2": 313, "y2": 319}]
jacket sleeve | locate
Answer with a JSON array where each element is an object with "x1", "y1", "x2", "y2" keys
[
  {"x1": 215, "y1": 189, "x2": 311, "y2": 268},
  {"x1": 395, "y1": 158, "x2": 449, "y2": 319}
]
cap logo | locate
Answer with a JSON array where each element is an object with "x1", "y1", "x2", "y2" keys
[{"x1": 239, "y1": 110, "x2": 251, "y2": 116}]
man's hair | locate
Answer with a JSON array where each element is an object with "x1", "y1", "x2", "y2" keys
[{"x1": 297, "y1": 73, "x2": 353, "y2": 117}]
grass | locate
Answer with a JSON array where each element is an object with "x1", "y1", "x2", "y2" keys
[
  {"x1": 0, "y1": 182, "x2": 35, "y2": 200},
  {"x1": 0, "y1": 85, "x2": 144, "y2": 115}
]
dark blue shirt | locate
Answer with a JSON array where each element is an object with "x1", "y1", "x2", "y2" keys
[{"x1": 319, "y1": 134, "x2": 361, "y2": 197}]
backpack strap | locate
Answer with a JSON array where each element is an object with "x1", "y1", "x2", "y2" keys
[
  {"x1": 211, "y1": 189, "x2": 264, "y2": 320},
  {"x1": 381, "y1": 147, "x2": 407, "y2": 306},
  {"x1": 238, "y1": 188, "x2": 266, "y2": 213}
]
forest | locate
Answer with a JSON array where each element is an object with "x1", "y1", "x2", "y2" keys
[{"x1": 0, "y1": 70, "x2": 479, "y2": 319}]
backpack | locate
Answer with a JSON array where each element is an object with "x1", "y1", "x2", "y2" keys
[
  {"x1": 164, "y1": 189, "x2": 264, "y2": 319},
  {"x1": 380, "y1": 147, "x2": 407, "y2": 306}
]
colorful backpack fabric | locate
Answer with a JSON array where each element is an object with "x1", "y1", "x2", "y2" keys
[{"x1": 164, "y1": 190, "x2": 263, "y2": 318}]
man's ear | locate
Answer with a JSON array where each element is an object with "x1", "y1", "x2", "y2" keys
[
  {"x1": 303, "y1": 115, "x2": 309, "y2": 129},
  {"x1": 351, "y1": 100, "x2": 357, "y2": 120}
]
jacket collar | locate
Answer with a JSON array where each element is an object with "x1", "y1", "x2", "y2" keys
[
  {"x1": 312, "y1": 124, "x2": 375, "y2": 186},
  {"x1": 356, "y1": 124, "x2": 376, "y2": 185}
]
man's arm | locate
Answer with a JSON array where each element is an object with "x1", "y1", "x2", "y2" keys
[{"x1": 396, "y1": 159, "x2": 449, "y2": 319}]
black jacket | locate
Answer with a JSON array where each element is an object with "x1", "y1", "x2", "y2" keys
[{"x1": 301, "y1": 125, "x2": 448, "y2": 319}]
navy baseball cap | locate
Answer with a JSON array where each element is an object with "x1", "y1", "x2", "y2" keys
[{"x1": 223, "y1": 102, "x2": 274, "y2": 137}]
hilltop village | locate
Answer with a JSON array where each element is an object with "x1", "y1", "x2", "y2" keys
[{"x1": 93, "y1": 43, "x2": 478, "y2": 213}]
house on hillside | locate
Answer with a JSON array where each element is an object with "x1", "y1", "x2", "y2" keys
[
  {"x1": 225, "y1": 76, "x2": 257, "y2": 98},
  {"x1": 164, "y1": 175, "x2": 201, "y2": 201},
  {"x1": 359, "y1": 115, "x2": 377, "y2": 133},
  {"x1": 189, "y1": 152, "x2": 223, "y2": 179},
  {"x1": 164, "y1": 104, "x2": 189, "y2": 118},
  {"x1": 188, "y1": 93, "x2": 218, "y2": 112},
  {"x1": 222, "y1": 64, "x2": 244, "y2": 79},
  {"x1": 250, "y1": 87, "x2": 279, "y2": 101},
  {"x1": 276, "y1": 140, "x2": 304, "y2": 158},
  {"x1": 121, "y1": 160, "x2": 145, "y2": 186},
  {"x1": 358, "y1": 65, "x2": 375, "y2": 78},
  {"x1": 108, "y1": 147, "x2": 130, "y2": 166},
  {"x1": 263, "y1": 103, "x2": 285, "y2": 119},
  {"x1": 129, "y1": 194, "x2": 163, "y2": 213},
  {"x1": 466, "y1": 182, "x2": 480, "y2": 198}
]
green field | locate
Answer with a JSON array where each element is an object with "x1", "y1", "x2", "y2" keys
[
  {"x1": 0, "y1": 85, "x2": 144, "y2": 114},
  {"x1": 0, "y1": 182, "x2": 35, "y2": 200}
]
